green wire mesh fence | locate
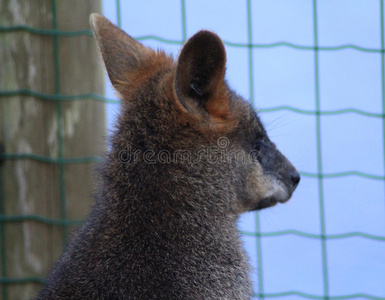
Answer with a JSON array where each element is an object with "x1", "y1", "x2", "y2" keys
[{"x1": 0, "y1": 0, "x2": 385, "y2": 299}]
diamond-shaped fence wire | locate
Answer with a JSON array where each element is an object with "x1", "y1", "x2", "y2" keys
[{"x1": 0, "y1": 0, "x2": 385, "y2": 299}]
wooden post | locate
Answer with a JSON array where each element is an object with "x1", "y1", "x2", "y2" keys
[{"x1": 0, "y1": 1, "x2": 105, "y2": 299}]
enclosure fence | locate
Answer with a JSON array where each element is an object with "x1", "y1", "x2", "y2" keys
[{"x1": 0, "y1": 0, "x2": 385, "y2": 299}]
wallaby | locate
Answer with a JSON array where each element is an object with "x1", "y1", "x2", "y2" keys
[{"x1": 35, "y1": 14, "x2": 300, "y2": 300}]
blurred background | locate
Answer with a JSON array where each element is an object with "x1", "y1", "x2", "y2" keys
[{"x1": 1, "y1": 0, "x2": 384, "y2": 299}]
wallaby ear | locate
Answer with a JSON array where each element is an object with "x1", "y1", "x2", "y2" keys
[
  {"x1": 175, "y1": 30, "x2": 228, "y2": 118},
  {"x1": 90, "y1": 14, "x2": 147, "y2": 89}
]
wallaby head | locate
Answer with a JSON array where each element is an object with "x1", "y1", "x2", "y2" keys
[
  {"x1": 35, "y1": 14, "x2": 300, "y2": 300},
  {"x1": 90, "y1": 13, "x2": 300, "y2": 214}
]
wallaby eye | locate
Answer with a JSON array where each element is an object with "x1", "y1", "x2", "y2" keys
[
  {"x1": 254, "y1": 138, "x2": 274, "y2": 153},
  {"x1": 254, "y1": 132, "x2": 266, "y2": 152},
  {"x1": 254, "y1": 140, "x2": 263, "y2": 152},
  {"x1": 251, "y1": 140, "x2": 264, "y2": 162}
]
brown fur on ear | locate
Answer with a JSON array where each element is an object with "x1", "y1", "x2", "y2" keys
[
  {"x1": 90, "y1": 14, "x2": 151, "y2": 91},
  {"x1": 175, "y1": 30, "x2": 229, "y2": 121}
]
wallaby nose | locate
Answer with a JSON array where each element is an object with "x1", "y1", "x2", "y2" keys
[{"x1": 290, "y1": 170, "x2": 300, "y2": 187}]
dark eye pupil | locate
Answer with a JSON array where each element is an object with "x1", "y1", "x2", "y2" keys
[
  {"x1": 255, "y1": 140, "x2": 274, "y2": 152},
  {"x1": 254, "y1": 141, "x2": 263, "y2": 152}
]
